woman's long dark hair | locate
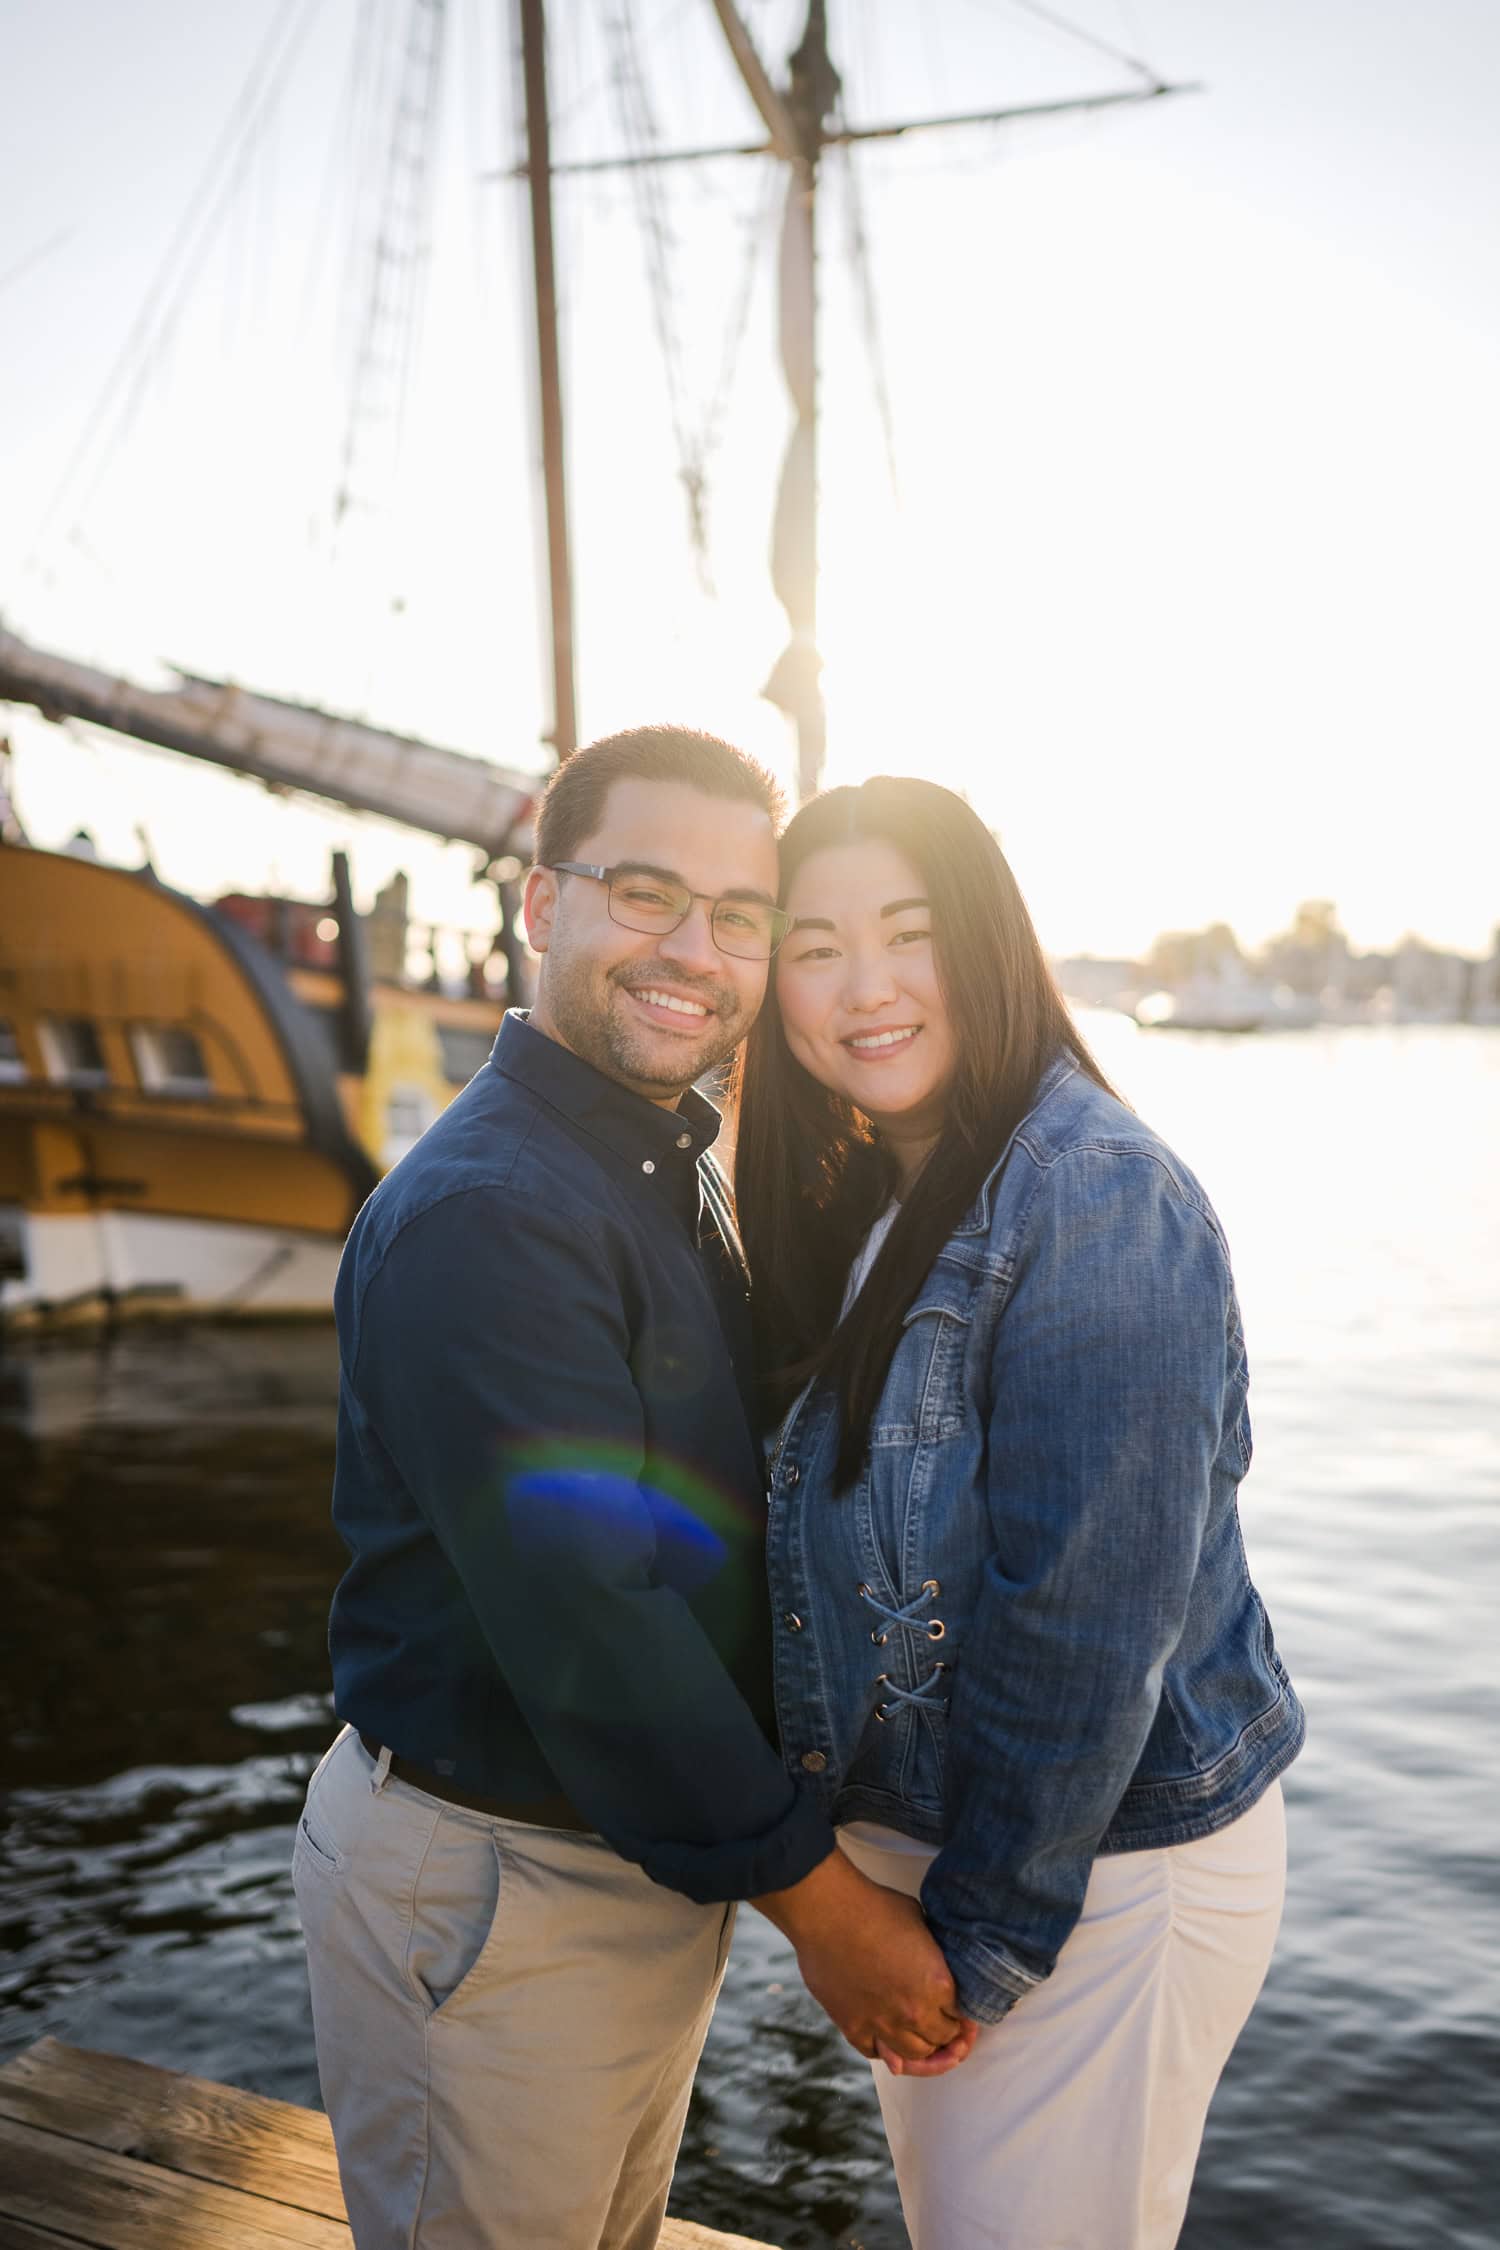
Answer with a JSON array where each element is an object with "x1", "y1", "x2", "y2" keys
[{"x1": 732, "y1": 776, "x2": 1117, "y2": 1490}]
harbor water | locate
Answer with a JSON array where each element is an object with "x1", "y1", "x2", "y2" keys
[{"x1": 1, "y1": 1022, "x2": 1495, "y2": 2248}]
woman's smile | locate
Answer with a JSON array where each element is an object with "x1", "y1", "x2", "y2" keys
[{"x1": 843, "y1": 1023, "x2": 923, "y2": 1054}]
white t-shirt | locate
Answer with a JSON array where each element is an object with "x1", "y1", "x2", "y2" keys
[
  {"x1": 843, "y1": 1199, "x2": 900, "y2": 1307},
  {"x1": 767, "y1": 1202, "x2": 900, "y2": 1464}
]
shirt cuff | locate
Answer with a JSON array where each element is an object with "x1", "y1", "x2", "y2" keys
[
  {"x1": 924, "y1": 1920, "x2": 1046, "y2": 2026},
  {"x1": 640, "y1": 1779, "x2": 837, "y2": 1904}
]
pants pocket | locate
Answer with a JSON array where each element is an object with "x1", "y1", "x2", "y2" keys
[
  {"x1": 405, "y1": 1813, "x2": 507, "y2": 2018},
  {"x1": 292, "y1": 1809, "x2": 343, "y2": 1883},
  {"x1": 290, "y1": 1732, "x2": 354, "y2": 1886}
]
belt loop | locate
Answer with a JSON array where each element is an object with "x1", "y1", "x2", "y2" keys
[{"x1": 370, "y1": 1742, "x2": 393, "y2": 1794}]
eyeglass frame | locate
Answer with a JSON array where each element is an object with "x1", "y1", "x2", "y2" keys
[{"x1": 546, "y1": 860, "x2": 790, "y2": 961}]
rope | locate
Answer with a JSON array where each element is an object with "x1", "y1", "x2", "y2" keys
[
  {"x1": 833, "y1": 138, "x2": 900, "y2": 502},
  {"x1": 23, "y1": 0, "x2": 329, "y2": 582},
  {"x1": 1001, "y1": 0, "x2": 1160, "y2": 89},
  {"x1": 603, "y1": 0, "x2": 772, "y2": 595}
]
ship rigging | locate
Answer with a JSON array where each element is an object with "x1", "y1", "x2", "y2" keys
[{"x1": 0, "y1": 1, "x2": 1194, "y2": 1326}]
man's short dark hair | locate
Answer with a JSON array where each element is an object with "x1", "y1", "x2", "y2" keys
[{"x1": 533, "y1": 726, "x2": 784, "y2": 869}]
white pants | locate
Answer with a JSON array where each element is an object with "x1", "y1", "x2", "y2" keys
[
  {"x1": 838, "y1": 1780, "x2": 1286, "y2": 2250},
  {"x1": 292, "y1": 1727, "x2": 735, "y2": 2250}
]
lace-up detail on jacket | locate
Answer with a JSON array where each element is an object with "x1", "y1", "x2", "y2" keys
[{"x1": 857, "y1": 1581, "x2": 950, "y2": 1720}]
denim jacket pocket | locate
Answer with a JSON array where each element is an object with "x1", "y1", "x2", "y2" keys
[{"x1": 870, "y1": 1276, "x2": 974, "y2": 1449}]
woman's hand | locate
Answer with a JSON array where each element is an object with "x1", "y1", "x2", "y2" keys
[
  {"x1": 874, "y1": 2022, "x2": 979, "y2": 2076},
  {"x1": 753, "y1": 1850, "x2": 979, "y2": 2066}
]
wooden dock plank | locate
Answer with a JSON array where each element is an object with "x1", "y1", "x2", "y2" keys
[
  {"x1": 659, "y1": 2229, "x2": 784, "y2": 2250},
  {"x1": 0, "y1": 2114, "x2": 351, "y2": 2250},
  {"x1": 0, "y1": 2220, "x2": 99, "y2": 2250},
  {"x1": 0, "y1": 2042, "x2": 343, "y2": 2220},
  {"x1": 0, "y1": 2041, "x2": 781, "y2": 2250}
]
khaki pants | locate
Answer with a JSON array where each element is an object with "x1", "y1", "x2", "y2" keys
[
  {"x1": 292, "y1": 1727, "x2": 735, "y2": 2250},
  {"x1": 839, "y1": 1780, "x2": 1287, "y2": 2250}
]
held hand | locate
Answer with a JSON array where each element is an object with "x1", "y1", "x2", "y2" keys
[
  {"x1": 874, "y1": 2022, "x2": 979, "y2": 2077},
  {"x1": 752, "y1": 1850, "x2": 977, "y2": 2066},
  {"x1": 796, "y1": 1889, "x2": 978, "y2": 2066}
]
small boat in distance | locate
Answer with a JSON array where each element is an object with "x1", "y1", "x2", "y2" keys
[{"x1": 1134, "y1": 975, "x2": 1319, "y2": 1034}]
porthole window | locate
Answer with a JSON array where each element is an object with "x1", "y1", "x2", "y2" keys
[
  {"x1": 38, "y1": 1016, "x2": 109, "y2": 1087},
  {"x1": 130, "y1": 1024, "x2": 214, "y2": 1095}
]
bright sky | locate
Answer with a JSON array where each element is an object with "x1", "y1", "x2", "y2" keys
[{"x1": 3, "y1": 0, "x2": 1497, "y2": 959}]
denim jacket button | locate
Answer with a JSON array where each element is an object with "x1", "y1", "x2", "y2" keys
[
  {"x1": 783, "y1": 1611, "x2": 803, "y2": 1632},
  {"x1": 799, "y1": 1750, "x2": 827, "y2": 1773}
]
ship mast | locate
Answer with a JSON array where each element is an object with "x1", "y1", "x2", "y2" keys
[
  {"x1": 536, "y1": 2, "x2": 1197, "y2": 801},
  {"x1": 518, "y1": 0, "x2": 578, "y2": 764}
]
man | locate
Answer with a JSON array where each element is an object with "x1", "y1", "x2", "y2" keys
[{"x1": 293, "y1": 727, "x2": 969, "y2": 2250}]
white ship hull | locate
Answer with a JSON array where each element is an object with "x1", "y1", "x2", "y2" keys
[{"x1": 0, "y1": 1207, "x2": 343, "y2": 1325}]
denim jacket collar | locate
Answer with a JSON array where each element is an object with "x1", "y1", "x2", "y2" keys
[{"x1": 954, "y1": 1049, "x2": 1079, "y2": 1237}]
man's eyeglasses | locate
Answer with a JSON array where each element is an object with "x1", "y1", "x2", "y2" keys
[{"x1": 548, "y1": 862, "x2": 789, "y2": 962}]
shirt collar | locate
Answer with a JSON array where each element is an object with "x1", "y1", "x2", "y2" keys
[{"x1": 488, "y1": 1011, "x2": 722, "y2": 1191}]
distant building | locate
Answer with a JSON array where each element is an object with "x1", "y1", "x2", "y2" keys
[
  {"x1": 1054, "y1": 909, "x2": 1497, "y2": 1030},
  {"x1": 1392, "y1": 937, "x2": 1470, "y2": 1021},
  {"x1": 1467, "y1": 928, "x2": 1500, "y2": 1024},
  {"x1": 1052, "y1": 956, "x2": 1144, "y2": 1011}
]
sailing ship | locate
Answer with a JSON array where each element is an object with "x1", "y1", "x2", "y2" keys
[
  {"x1": 1, "y1": 5, "x2": 1189, "y2": 1329},
  {"x1": 0, "y1": 630, "x2": 535, "y2": 1326}
]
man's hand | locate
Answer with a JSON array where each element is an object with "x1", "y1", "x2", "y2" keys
[{"x1": 753, "y1": 1848, "x2": 978, "y2": 2072}]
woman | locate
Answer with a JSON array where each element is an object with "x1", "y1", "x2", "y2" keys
[{"x1": 734, "y1": 777, "x2": 1304, "y2": 2250}]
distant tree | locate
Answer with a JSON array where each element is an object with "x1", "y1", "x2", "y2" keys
[
  {"x1": 1261, "y1": 900, "x2": 1349, "y2": 995},
  {"x1": 1290, "y1": 900, "x2": 1344, "y2": 948},
  {"x1": 1201, "y1": 921, "x2": 1244, "y2": 969},
  {"x1": 1147, "y1": 923, "x2": 1243, "y2": 987}
]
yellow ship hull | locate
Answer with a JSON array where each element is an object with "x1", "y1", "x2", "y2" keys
[{"x1": 0, "y1": 847, "x2": 503, "y2": 1328}]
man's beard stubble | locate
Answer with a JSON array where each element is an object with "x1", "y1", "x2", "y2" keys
[{"x1": 542, "y1": 948, "x2": 751, "y2": 1095}]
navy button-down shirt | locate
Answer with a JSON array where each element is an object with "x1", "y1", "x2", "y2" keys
[{"x1": 328, "y1": 1011, "x2": 833, "y2": 1902}]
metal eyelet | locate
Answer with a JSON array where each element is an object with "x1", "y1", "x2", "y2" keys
[
  {"x1": 926, "y1": 1619, "x2": 946, "y2": 1641},
  {"x1": 875, "y1": 1703, "x2": 895, "y2": 1722},
  {"x1": 922, "y1": 1578, "x2": 941, "y2": 1597},
  {"x1": 870, "y1": 1629, "x2": 888, "y2": 1646},
  {"x1": 856, "y1": 1582, "x2": 871, "y2": 1599}
]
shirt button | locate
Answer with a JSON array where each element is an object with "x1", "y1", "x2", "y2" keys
[
  {"x1": 641, "y1": 1160, "x2": 655, "y2": 1175},
  {"x1": 783, "y1": 1611, "x2": 803, "y2": 1632},
  {"x1": 676, "y1": 1131, "x2": 693, "y2": 1149},
  {"x1": 784, "y1": 1464, "x2": 800, "y2": 1488},
  {"x1": 799, "y1": 1750, "x2": 827, "y2": 1773}
]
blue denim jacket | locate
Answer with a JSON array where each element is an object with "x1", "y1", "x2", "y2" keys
[{"x1": 765, "y1": 1054, "x2": 1305, "y2": 2023}]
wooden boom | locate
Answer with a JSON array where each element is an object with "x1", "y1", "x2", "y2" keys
[{"x1": 0, "y1": 623, "x2": 538, "y2": 857}]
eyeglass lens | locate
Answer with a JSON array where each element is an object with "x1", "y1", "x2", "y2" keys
[{"x1": 606, "y1": 874, "x2": 781, "y2": 959}]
